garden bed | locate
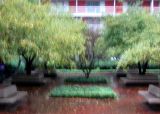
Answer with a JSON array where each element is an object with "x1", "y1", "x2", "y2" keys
[
  {"x1": 120, "y1": 72, "x2": 159, "y2": 85},
  {"x1": 57, "y1": 69, "x2": 115, "y2": 73},
  {"x1": 12, "y1": 73, "x2": 49, "y2": 85},
  {"x1": 50, "y1": 85, "x2": 117, "y2": 98},
  {"x1": 64, "y1": 76, "x2": 109, "y2": 84}
]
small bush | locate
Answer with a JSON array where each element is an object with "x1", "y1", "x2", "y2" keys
[
  {"x1": 148, "y1": 64, "x2": 160, "y2": 69},
  {"x1": 50, "y1": 85, "x2": 117, "y2": 98},
  {"x1": 64, "y1": 76, "x2": 108, "y2": 84},
  {"x1": 58, "y1": 68, "x2": 115, "y2": 73},
  {"x1": 58, "y1": 69, "x2": 83, "y2": 73},
  {"x1": 94, "y1": 60, "x2": 117, "y2": 69}
]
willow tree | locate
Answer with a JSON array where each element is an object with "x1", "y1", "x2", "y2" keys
[
  {"x1": 103, "y1": 8, "x2": 160, "y2": 75},
  {"x1": 27, "y1": 0, "x2": 50, "y2": 4},
  {"x1": 0, "y1": 0, "x2": 85, "y2": 75},
  {"x1": 117, "y1": 15, "x2": 160, "y2": 74}
]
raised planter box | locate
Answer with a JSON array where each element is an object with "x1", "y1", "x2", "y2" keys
[
  {"x1": 121, "y1": 78, "x2": 159, "y2": 85},
  {"x1": 44, "y1": 70, "x2": 57, "y2": 78},
  {"x1": 127, "y1": 73, "x2": 158, "y2": 80},
  {"x1": 115, "y1": 69, "x2": 139, "y2": 78},
  {"x1": 115, "y1": 70, "x2": 127, "y2": 77},
  {"x1": 120, "y1": 73, "x2": 159, "y2": 85},
  {"x1": 12, "y1": 72, "x2": 49, "y2": 85}
]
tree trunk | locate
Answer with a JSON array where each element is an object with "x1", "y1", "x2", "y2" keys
[
  {"x1": 25, "y1": 61, "x2": 32, "y2": 75},
  {"x1": 22, "y1": 54, "x2": 36, "y2": 76},
  {"x1": 44, "y1": 62, "x2": 48, "y2": 70},
  {"x1": 83, "y1": 69, "x2": 90, "y2": 79},
  {"x1": 0, "y1": 58, "x2": 4, "y2": 64},
  {"x1": 44, "y1": 62, "x2": 49, "y2": 76},
  {"x1": 138, "y1": 61, "x2": 148, "y2": 75},
  {"x1": 142, "y1": 61, "x2": 148, "y2": 75},
  {"x1": 86, "y1": 72, "x2": 90, "y2": 78},
  {"x1": 138, "y1": 62, "x2": 142, "y2": 75}
]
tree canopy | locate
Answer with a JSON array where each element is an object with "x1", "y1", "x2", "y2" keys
[
  {"x1": 103, "y1": 8, "x2": 160, "y2": 73},
  {"x1": 0, "y1": 0, "x2": 86, "y2": 74}
]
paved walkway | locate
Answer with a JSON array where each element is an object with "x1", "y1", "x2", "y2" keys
[{"x1": 0, "y1": 72, "x2": 160, "y2": 114}]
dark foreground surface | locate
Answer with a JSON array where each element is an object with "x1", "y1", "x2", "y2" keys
[{"x1": 0, "y1": 72, "x2": 160, "y2": 114}]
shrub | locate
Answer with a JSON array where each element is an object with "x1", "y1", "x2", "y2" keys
[
  {"x1": 50, "y1": 85, "x2": 117, "y2": 98},
  {"x1": 94, "y1": 60, "x2": 117, "y2": 69},
  {"x1": 64, "y1": 76, "x2": 108, "y2": 84}
]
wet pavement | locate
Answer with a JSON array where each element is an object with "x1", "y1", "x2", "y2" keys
[{"x1": 0, "y1": 72, "x2": 160, "y2": 114}]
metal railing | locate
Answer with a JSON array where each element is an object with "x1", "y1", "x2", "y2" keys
[{"x1": 53, "y1": 6, "x2": 160, "y2": 16}]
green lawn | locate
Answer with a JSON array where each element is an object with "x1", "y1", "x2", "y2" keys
[
  {"x1": 50, "y1": 85, "x2": 117, "y2": 98},
  {"x1": 57, "y1": 69, "x2": 115, "y2": 73},
  {"x1": 147, "y1": 69, "x2": 160, "y2": 74},
  {"x1": 64, "y1": 76, "x2": 109, "y2": 84},
  {"x1": 57, "y1": 68, "x2": 160, "y2": 74}
]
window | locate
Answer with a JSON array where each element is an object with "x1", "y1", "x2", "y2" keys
[
  {"x1": 105, "y1": 0, "x2": 114, "y2": 14},
  {"x1": 86, "y1": 1, "x2": 100, "y2": 13},
  {"x1": 69, "y1": 0, "x2": 76, "y2": 13},
  {"x1": 154, "y1": 1, "x2": 160, "y2": 13},
  {"x1": 142, "y1": 0, "x2": 150, "y2": 12},
  {"x1": 116, "y1": 1, "x2": 123, "y2": 14}
]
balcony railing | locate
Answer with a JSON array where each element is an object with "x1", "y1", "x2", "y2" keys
[
  {"x1": 68, "y1": 6, "x2": 122, "y2": 17},
  {"x1": 57, "y1": 6, "x2": 160, "y2": 16}
]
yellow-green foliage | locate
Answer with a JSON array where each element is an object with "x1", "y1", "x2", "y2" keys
[
  {"x1": 94, "y1": 37, "x2": 108, "y2": 59},
  {"x1": 0, "y1": 0, "x2": 86, "y2": 66},
  {"x1": 103, "y1": 7, "x2": 160, "y2": 69}
]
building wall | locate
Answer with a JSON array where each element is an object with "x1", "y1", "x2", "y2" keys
[
  {"x1": 51, "y1": 0, "x2": 160, "y2": 31},
  {"x1": 52, "y1": 0, "x2": 160, "y2": 15}
]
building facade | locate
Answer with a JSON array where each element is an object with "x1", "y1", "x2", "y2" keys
[{"x1": 51, "y1": 0, "x2": 160, "y2": 31}]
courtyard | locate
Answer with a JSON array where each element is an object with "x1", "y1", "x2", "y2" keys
[
  {"x1": 0, "y1": 71, "x2": 159, "y2": 114},
  {"x1": 1, "y1": 0, "x2": 160, "y2": 114}
]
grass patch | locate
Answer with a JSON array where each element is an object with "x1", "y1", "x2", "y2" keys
[
  {"x1": 57, "y1": 69, "x2": 160, "y2": 74},
  {"x1": 57, "y1": 69, "x2": 115, "y2": 73},
  {"x1": 147, "y1": 69, "x2": 160, "y2": 74},
  {"x1": 64, "y1": 76, "x2": 109, "y2": 84},
  {"x1": 58, "y1": 69, "x2": 83, "y2": 73},
  {"x1": 50, "y1": 85, "x2": 117, "y2": 98}
]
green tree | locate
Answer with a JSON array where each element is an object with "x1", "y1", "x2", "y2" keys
[
  {"x1": 76, "y1": 30, "x2": 100, "y2": 78},
  {"x1": 103, "y1": 8, "x2": 160, "y2": 75},
  {"x1": 0, "y1": 0, "x2": 85, "y2": 75},
  {"x1": 94, "y1": 37, "x2": 108, "y2": 60}
]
